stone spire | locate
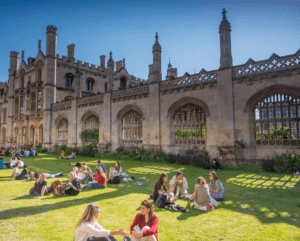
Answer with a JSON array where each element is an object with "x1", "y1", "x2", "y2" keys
[
  {"x1": 38, "y1": 40, "x2": 41, "y2": 52},
  {"x1": 148, "y1": 32, "x2": 162, "y2": 83},
  {"x1": 21, "y1": 50, "x2": 24, "y2": 62},
  {"x1": 219, "y1": 8, "x2": 232, "y2": 69},
  {"x1": 107, "y1": 51, "x2": 114, "y2": 91},
  {"x1": 152, "y1": 32, "x2": 162, "y2": 53},
  {"x1": 165, "y1": 59, "x2": 172, "y2": 80}
]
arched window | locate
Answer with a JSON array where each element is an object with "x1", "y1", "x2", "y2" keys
[
  {"x1": 120, "y1": 77, "x2": 127, "y2": 90},
  {"x1": 255, "y1": 93, "x2": 300, "y2": 144},
  {"x1": 1, "y1": 128, "x2": 6, "y2": 143},
  {"x1": 30, "y1": 126, "x2": 35, "y2": 145},
  {"x1": 39, "y1": 125, "x2": 43, "y2": 144},
  {"x1": 86, "y1": 78, "x2": 94, "y2": 92},
  {"x1": 64, "y1": 73, "x2": 74, "y2": 88},
  {"x1": 173, "y1": 103, "x2": 206, "y2": 145},
  {"x1": 121, "y1": 111, "x2": 142, "y2": 144},
  {"x1": 85, "y1": 115, "x2": 99, "y2": 130},
  {"x1": 57, "y1": 119, "x2": 68, "y2": 145}
]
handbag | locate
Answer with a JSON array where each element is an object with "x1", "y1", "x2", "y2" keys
[{"x1": 206, "y1": 204, "x2": 213, "y2": 212}]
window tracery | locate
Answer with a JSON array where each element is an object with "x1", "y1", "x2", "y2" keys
[
  {"x1": 85, "y1": 115, "x2": 99, "y2": 130},
  {"x1": 173, "y1": 103, "x2": 206, "y2": 145},
  {"x1": 121, "y1": 110, "x2": 142, "y2": 144},
  {"x1": 57, "y1": 119, "x2": 68, "y2": 145},
  {"x1": 255, "y1": 93, "x2": 300, "y2": 145}
]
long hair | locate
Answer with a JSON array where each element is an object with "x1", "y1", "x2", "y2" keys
[
  {"x1": 159, "y1": 173, "x2": 168, "y2": 184},
  {"x1": 209, "y1": 171, "x2": 218, "y2": 182},
  {"x1": 37, "y1": 173, "x2": 47, "y2": 184},
  {"x1": 196, "y1": 176, "x2": 207, "y2": 185},
  {"x1": 115, "y1": 161, "x2": 121, "y2": 173},
  {"x1": 76, "y1": 203, "x2": 99, "y2": 228},
  {"x1": 140, "y1": 200, "x2": 154, "y2": 223}
]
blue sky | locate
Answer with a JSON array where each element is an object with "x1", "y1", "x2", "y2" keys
[{"x1": 0, "y1": 0, "x2": 299, "y2": 82}]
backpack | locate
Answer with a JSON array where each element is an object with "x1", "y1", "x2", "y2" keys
[{"x1": 155, "y1": 193, "x2": 170, "y2": 208}]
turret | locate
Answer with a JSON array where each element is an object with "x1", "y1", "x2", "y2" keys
[
  {"x1": 219, "y1": 8, "x2": 232, "y2": 69},
  {"x1": 148, "y1": 32, "x2": 162, "y2": 83},
  {"x1": 9, "y1": 51, "x2": 19, "y2": 76},
  {"x1": 107, "y1": 51, "x2": 114, "y2": 91},
  {"x1": 46, "y1": 25, "x2": 57, "y2": 57}
]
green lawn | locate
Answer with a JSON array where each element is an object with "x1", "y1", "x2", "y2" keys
[{"x1": 0, "y1": 153, "x2": 299, "y2": 241}]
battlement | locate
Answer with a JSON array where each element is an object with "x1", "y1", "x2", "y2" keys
[
  {"x1": 10, "y1": 51, "x2": 19, "y2": 57},
  {"x1": 56, "y1": 54, "x2": 106, "y2": 72},
  {"x1": 46, "y1": 25, "x2": 58, "y2": 34}
]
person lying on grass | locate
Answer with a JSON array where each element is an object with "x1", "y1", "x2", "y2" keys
[{"x1": 75, "y1": 203, "x2": 130, "y2": 241}]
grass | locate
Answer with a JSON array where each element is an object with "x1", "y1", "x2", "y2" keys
[{"x1": 0, "y1": 153, "x2": 299, "y2": 241}]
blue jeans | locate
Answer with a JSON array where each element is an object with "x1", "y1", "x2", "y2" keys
[
  {"x1": 82, "y1": 183, "x2": 105, "y2": 189},
  {"x1": 46, "y1": 173, "x2": 61, "y2": 178}
]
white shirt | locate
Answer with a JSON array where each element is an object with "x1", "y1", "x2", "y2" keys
[
  {"x1": 170, "y1": 175, "x2": 188, "y2": 190},
  {"x1": 74, "y1": 221, "x2": 110, "y2": 241}
]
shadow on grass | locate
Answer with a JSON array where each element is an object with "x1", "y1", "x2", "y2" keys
[{"x1": 1, "y1": 155, "x2": 299, "y2": 230}]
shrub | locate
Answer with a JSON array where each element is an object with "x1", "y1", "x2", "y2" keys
[
  {"x1": 260, "y1": 159, "x2": 275, "y2": 172},
  {"x1": 57, "y1": 145, "x2": 72, "y2": 155},
  {"x1": 80, "y1": 142, "x2": 97, "y2": 157},
  {"x1": 273, "y1": 153, "x2": 300, "y2": 173}
]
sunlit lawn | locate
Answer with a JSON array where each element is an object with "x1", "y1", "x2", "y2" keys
[{"x1": 0, "y1": 153, "x2": 299, "y2": 241}]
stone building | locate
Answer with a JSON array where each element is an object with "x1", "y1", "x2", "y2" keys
[{"x1": 0, "y1": 9, "x2": 299, "y2": 161}]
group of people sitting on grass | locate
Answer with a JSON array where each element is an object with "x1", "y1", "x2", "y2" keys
[
  {"x1": 75, "y1": 200, "x2": 158, "y2": 241},
  {"x1": 57, "y1": 150, "x2": 76, "y2": 159},
  {"x1": 25, "y1": 159, "x2": 127, "y2": 198},
  {"x1": 152, "y1": 170, "x2": 225, "y2": 211},
  {"x1": 0, "y1": 147, "x2": 37, "y2": 158}
]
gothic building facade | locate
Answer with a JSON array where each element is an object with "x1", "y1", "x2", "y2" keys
[{"x1": 0, "y1": 9, "x2": 300, "y2": 161}]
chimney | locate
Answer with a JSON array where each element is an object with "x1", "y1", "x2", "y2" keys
[
  {"x1": 116, "y1": 60, "x2": 123, "y2": 72},
  {"x1": 100, "y1": 55, "x2": 106, "y2": 68},
  {"x1": 67, "y1": 44, "x2": 75, "y2": 62}
]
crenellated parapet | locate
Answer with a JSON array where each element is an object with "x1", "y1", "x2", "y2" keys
[
  {"x1": 46, "y1": 25, "x2": 58, "y2": 35},
  {"x1": 10, "y1": 51, "x2": 19, "y2": 57},
  {"x1": 233, "y1": 49, "x2": 300, "y2": 79}
]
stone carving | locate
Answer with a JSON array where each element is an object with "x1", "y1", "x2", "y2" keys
[
  {"x1": 160, "y1": 69, "x2": 217, "y2": 90},
  {"x1": 112, "y1": 85, "x2": 149, "y2": 100},
  {"x1": 233, "y1": 50, "x2": 300, "y2": 77}
]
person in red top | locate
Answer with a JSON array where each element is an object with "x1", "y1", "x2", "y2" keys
[
  {"x1": 130, "y1": 200, "x2": 158, "y2": 241},
  {"x1": 82, "y1": 167, "x2": 107, "y2": 189}
]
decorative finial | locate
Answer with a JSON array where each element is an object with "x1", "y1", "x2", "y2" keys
[
  {"x1": 109, "y1": 51, "x2": 112, "y2": 60},
  {"x1": 38, "y1": 40, "x2": 41, "y2": 52},
  {"x1": 155, "y1": 32, "x2": 159, "y2": 43},
  {"x1": 21, "y1": 50, "x2": 24, "y2": 61},
  {"x1": 169, "y1": 57, "x2": 171, "y2": 64},
  {"x1": 222, "y1": 8, "x2": 227, "y2": 20}
]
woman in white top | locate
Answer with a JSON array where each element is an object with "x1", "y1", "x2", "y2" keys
[{"x1": 75, "y1": 203, "x2": 129, "y2": 241}]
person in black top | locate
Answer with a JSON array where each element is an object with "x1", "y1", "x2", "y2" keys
[
  {"x1": 31, "y1": 173, "x2": 50, "y2": 197},
  {"x1": 153, "y1": 173, "x2": 169, "y2": 202},
  {"x1": 65, "y1": 172, "x2": 81, "y2": 195}
]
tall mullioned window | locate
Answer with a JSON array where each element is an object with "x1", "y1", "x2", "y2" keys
[
  {"x1": 57, "y1": 119, "x2": 68, "y2": 145},
  {"x1": 174, "y1": 103, "x2": 206, "y2": 145},
  {"x1": 121, "y1": 111, "x2": 142, "y2": 144},
  {"x1": 86, "y1": 78, "x2": 94, "y2": 92},
  {"x1": 64, "y1": 73, "x2": 74, "y2": 88},
  {"x1": 255, "y1": 93, "x2": 300, "y2": 145},
  {"x1": 85, "y1": 115, "x2": 99, "y2": 130},
  {"x1": 14, "y1": 97, "x2": 19, "y2": 115}
]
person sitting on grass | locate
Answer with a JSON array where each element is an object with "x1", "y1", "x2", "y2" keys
[
  {"x1": 96, "y1": 160, "x2": 107, "y2": 177},
  {"x1": 82, "y1": 167, "x2": 107, "y2": 189},
  {"x1": 190, "y1": 176, "x2": 218, "y2": 211},
  {"x1": 107, "y1": 166, "x2": 121, "y2": 184},
  {"x1": 169, "y1": 171, "x2": 188, "y2": 199},
  {"x1": 78, "y1": 162, "x2": 93, "y2": 184},
  {"x1": 208, "y1": 171, "x2": 225, "y2": 201},
  {"x1": 30, "y1": 173, "x2": 51, "y2": 197},
  {"x1": 152, "y1": 173, "x2": 169, "y2": 202},
  {"x1": 130, "y1": 200, "x2": 158, "y2": 241},
  {"x1": 75, "y1": 203, "x2": 130, "y2": 241},
  {"x1": 11, "y1": 161, "x2": 31, "y2": 180},
  {"x1": 65, "y1": 172, "x2": 81, "y2": 196}
]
